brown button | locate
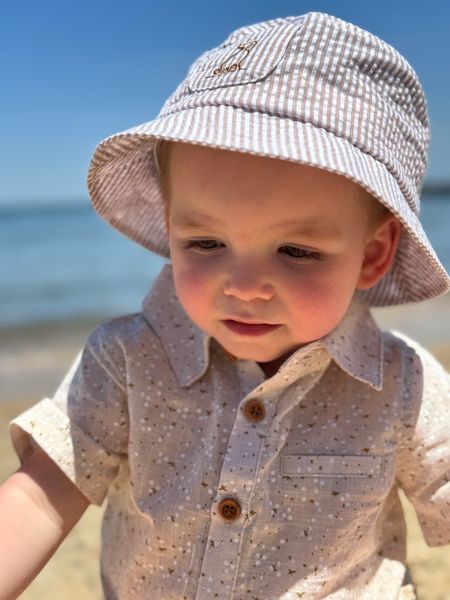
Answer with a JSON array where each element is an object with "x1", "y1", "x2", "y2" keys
[
  {"x1": 243, "y1": 398, "x2": 265, "y2": 422},
  {"x1": 218, "y1": 497, "x2": 241, "y2": 521}
]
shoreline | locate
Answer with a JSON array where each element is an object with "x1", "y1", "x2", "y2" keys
[{"x1": 0, "y1": 318, "x2": 101, "y2": 405}]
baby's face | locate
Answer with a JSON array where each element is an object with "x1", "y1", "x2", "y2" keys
[{"x1": 166, "y1": 143, "x2": 382, "y2": 370}]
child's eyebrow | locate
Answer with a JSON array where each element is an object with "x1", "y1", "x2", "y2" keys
[
  {"x1": 272, "y1": 219, "x2": 344, "y2": 241},
  {"x1": 170, "y1": 214, "x2": 218, "y2": 230},
  {"x1": 172, "y1": 214, "x2": 343, "y2": 243}
]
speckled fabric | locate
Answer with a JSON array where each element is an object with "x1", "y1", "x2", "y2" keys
[{"x1": 10, "y1": 265, "x2": 450, "y2": 600}]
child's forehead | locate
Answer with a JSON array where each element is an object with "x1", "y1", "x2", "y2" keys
[
  {"x1": 167, "y1": 142, "x2": 375, "y2": 203},
  {"x1": 168, "y1": 144, "x2": 382, "y2": 233}
]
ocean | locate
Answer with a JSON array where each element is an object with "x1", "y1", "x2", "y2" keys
[{"x1": 1, "y1": 197, "x2": 449, "y2": 329}]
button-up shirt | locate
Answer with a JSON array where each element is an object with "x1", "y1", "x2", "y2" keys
[{"x1": 10, "y1": 265, "x2": 450, "y2": 599}]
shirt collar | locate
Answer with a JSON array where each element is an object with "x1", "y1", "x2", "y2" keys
[
  {"x1": 142, "y1": 263, "x2": 210, "y2": 386},
  {"x1": 143, "y1": 264, "x2": 383, "y2": 390},
  {"x1": 285, "y1": 293, "x2": 383, "y2": 390}
]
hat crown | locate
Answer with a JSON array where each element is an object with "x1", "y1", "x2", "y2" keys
[{"x1": 159, "y1": 12, "x2": 429, "y2": 215}]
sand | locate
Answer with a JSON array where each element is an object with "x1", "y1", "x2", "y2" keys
[{"x1": 1, "y1": 297, "x2": 450, "y2": 599}]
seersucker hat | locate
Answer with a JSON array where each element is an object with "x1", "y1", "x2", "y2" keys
[{"x1": 87, "y1": 12, "x2": 450, "y2": 306}]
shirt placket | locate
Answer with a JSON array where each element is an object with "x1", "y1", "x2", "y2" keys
[
  {"x1": 195, "y1": 351, "x2": 331, "y2": 600},
  {"x1": 194, "y1": 359, "x2": 267, "y2": 599}
]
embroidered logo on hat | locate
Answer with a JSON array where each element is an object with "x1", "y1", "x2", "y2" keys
[
  {"x1": 207, "y1": 40, "x2": 258, "y2": 78},
  {"x1": 187, "y1": 19, "x2": 299, "y2": 92}
]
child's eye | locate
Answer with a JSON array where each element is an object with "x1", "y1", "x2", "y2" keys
[
  {"x1": 186, "y1": 239, "x2": 224, "y2": 251},
  {"x1": 279, "y1": 245, "x2": 321, "y2": 260}
]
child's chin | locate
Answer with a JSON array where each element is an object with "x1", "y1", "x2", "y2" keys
[{"x1": 220, "y1": 342, "x2": 290, "y2": 364}]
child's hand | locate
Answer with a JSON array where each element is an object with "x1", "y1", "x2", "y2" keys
[{"x1": 0, "y1": 448, "x2": 90, "y2": 599}]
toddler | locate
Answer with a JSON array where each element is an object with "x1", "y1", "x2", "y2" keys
[{"x1": 1, "y1": 12, "x2": 450, "y2": 600}]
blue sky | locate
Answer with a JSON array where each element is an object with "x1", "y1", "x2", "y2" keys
[{"x1": 1, "y1": 0, "x2": 449, "y2": 204}]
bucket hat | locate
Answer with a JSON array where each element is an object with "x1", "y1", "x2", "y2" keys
[{"x1": 87, "y1": 11, "x2": 450, "y2": 306}]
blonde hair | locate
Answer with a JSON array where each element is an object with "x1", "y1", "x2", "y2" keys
[{"x1": 155, "y1": 140, "x2": 172, "y2": 203}]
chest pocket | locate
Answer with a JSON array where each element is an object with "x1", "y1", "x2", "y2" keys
[
  {"x1": 187, "y1": 18, "x2": 300, "y2": 92},
  {"x1": 276, "y1": 452, "x2": 396, "y2": 528},
  {"x1": 280, "y1": 454, "x2": 383, "y2": 478}
]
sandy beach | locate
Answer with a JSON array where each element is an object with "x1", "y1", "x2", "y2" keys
[{"x1": 1, "y1": 296, "x2": 450, "y2": 600}]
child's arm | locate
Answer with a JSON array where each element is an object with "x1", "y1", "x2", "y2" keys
[{"x1": 0, "y1": 448, "x2": 90, "y2": 600}]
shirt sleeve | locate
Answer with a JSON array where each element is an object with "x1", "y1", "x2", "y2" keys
[
  {"x1": 9, "y1": 321, "x2": 130, "y2": 506},
  {"x1": 396, "y1": 338, "x2": 450, "y2": 546}
]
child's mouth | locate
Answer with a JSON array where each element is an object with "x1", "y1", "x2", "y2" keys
[{"x1": 222, "y1": 319, "x2": 281, "y2": 336}]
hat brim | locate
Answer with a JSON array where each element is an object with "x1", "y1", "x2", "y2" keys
[{"x1": 87, "y1": 106, "x2": 450, "y2": 307}]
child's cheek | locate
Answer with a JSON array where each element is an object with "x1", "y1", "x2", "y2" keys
[
  {"x1": 288, "y1": 263, "x2": 360, "y2": 329},
  {"x1": 172, "y1": 261, "x2": 215, "y2": 322}
]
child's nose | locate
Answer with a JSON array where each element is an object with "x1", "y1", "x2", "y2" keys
[{"x1": 222, "y1": 263, "x2": 274, "y2": 301}]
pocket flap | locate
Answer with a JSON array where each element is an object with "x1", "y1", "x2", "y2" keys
[{"x1": 280, "y1": 454, "x2": 383, "y2": 477}]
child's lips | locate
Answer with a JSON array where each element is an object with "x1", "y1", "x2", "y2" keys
[{"x1": 222, "y1": 319, "x2": 281, "y2": 336}]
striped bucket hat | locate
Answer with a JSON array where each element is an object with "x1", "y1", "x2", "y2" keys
[{"x1": 87, "y1": 12, "x2": 450, "y2": 306}]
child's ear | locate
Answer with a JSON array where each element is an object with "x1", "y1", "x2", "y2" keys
[{"x1": 356, "y1": 214, "x2": 402, "y2": 290}]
